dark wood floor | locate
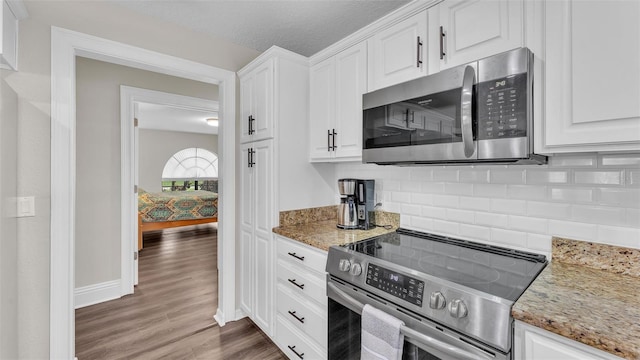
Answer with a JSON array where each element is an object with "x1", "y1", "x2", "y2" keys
[{"x1": 75, "y1": 224, "x2": 286, "y2": 360}]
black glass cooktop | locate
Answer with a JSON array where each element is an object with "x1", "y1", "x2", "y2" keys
[{"x1": 344, "y1": 228, "x2": 547, "y2": 301}]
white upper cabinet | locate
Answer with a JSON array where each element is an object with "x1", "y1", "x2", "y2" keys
[
  {"x1": 433, "y1": 0, "x2": 524, "y2": 70},
  {"x1": 310, "y1": 42, "x2": 367, "y2": 162},
  {"x1": 1, "y1": 0, "x2": 28, "y2": 71},
  {"x1": 539, "y1": 0, "x2": 640, "y2": 153},
  {"x1": 367, "y1": 11, "x2": 428, "y2": 91},
  {"x1": 240, "y1": 58, "x2": 274, "y2": 144}
]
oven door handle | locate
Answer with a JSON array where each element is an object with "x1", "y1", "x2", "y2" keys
[
  {"x1": 461, "y1": 65, "x2": 475, "y2": 158},
  {"x1": 327, "y1": 282, "x2": 495, "y2": 360}
]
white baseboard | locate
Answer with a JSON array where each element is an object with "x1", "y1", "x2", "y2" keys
[
  {"x1": 214, "y1": 307, "x2": 226, "y2": 326},
  {"x1": 74, "y1": 280, "x2": 122, "y2": 309}
]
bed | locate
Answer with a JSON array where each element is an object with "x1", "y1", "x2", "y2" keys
[{"x1": 137, "y1": 189, "x2": 218, "y2": 250}]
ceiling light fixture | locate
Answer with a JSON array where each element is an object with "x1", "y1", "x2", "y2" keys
[{"x1": 206, "y1": 117, "x2": 219, "y2": 127}]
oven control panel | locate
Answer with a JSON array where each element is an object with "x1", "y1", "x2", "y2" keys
[{"x1": 366, "y1": 264, "x2": 424, "y2": 306}]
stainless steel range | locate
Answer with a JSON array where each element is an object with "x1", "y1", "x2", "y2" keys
[{"x1": 326, "y1": 228, "x2": 547, "y2": 360}]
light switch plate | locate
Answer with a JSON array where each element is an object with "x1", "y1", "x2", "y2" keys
[{"x1": 17, "y1": 196, "x2": 35, "y2": 217}]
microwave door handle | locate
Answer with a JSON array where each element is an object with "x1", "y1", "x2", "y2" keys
[
  {"x1": 461, "y1": 65, "x2": 475, "y2": 158},
  {"x1": 327, "y1": 282, "x2": 494, "y2": 360}
]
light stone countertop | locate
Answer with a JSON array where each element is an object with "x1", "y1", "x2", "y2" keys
[
  {"x1": 512, "y1": 238, "x2": 640, "y2": 359},
  {"x1": 273, "y1": 219, "x2": 397, "y2": 251}
]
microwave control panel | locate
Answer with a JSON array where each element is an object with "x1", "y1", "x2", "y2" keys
[
  {"x1": 366, "y1": 263, "x2": 424, "y2": 306},
  {"x1": 476, "y1": 73, "x2": 528, "y2": 140}
]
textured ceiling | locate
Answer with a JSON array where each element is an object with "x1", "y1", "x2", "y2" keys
[
  {"x1": 113, "y1": 0, "x2": 411, "y2": 57},
  {"x1": 137, "y1": 103, "x2": 219, "y2": 135}
]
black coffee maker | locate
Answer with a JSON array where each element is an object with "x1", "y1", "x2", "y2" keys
[{"x1": 337, "y1": 178, "x2": 375, "y2": 230}]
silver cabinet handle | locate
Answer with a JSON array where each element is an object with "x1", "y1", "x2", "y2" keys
[{"x1": 461, "y1": 65, "x2": 475, "y2": 158}]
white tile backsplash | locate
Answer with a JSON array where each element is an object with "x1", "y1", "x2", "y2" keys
[
  {"x1": 574, "y1": 170, "x2": 624, "y2": 186},
  {"x1": 507, "y1": 185, "x2": 548, "y2": 200},
  {"x1": 526, "y1": 170, "x2": 569, "y2": 184},
  {"x1": 549, "y1": 187, "x2": 594, "y2": 203},
  {"x1": 336, "y1": 154, "x2": 640, "y2": 253}
]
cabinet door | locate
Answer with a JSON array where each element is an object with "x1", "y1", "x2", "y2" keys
[
  {"x1": 239, "y1": 144, "x2": 255, "y2": 230},
  {"x1": 334, "y1": 42, "x2": 367, "y2": 160},
  {"x1": 239, "y1": 227, "x2": 253, "y2": 316},
  {"x1": 239, "y1": 144, "x2": 255, "y2": 316},
  {"x1": 252, "y1": 139, "x2": 274, "y2": 334},
  {"x1": 543, "y1": 0, "x2": 640, "y2": 152},
  {"x1": 309, "y1": 59, "x2": 335, "y2": 161},
  {"x1": 252, "y1": 59, "x2": 275, "y2": 142},
  {"x1": 240, "y1": 75, "x2": 254, "y2": 144},
  {"x1": 253, "y1": 140, "x2": 274, "y2": 239},
  {"x1": 515, "y1": 321, "x2": 622, "y2": 360},
  {"x1": 437, "y1": 0, "x2": 523, "y2": 70},
  {"x1": 368, "y1": 11, "x2": 428, "y2": 91}
]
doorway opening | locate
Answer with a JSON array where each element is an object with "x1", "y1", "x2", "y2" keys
[{"x1": 51, "y1": 27, "x2": 237, "y2": 359}]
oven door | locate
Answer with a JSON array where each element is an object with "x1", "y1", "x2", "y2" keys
[{"x1": 327, "y1": 280, "x2": 507, "y2": 360}]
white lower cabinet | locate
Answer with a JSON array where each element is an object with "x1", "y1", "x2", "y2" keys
[
  {"x1": 274, "y1": 235, "x2": 328, "y2": 359},
  {"x1": 514, "y1": 321, "x2": 623, "y2": 360},
  {"x1": 239, "y1": 140, "x2": 275, "y2": 335},
  {"x1": 276, "y1": 315, "x2": 326, "y2": 360}
]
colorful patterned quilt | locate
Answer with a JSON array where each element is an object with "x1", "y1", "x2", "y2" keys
[{"x1": 138, "y1": 189, "x2": 218, "y2": 223}]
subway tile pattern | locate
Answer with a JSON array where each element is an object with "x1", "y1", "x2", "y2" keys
[{"x1": 335, "y1": 154, "x2": 640, "y2": 256}]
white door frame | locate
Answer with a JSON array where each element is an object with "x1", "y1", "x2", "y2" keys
[
  {"x1": 120, "y1": 86, "x2": 220, "y2": 293},
  {"x1": 51, "y1": 27, "x2": 237, "y2": 359}
]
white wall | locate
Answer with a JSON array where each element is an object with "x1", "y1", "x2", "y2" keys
[
  {"x1": 335, "y1": 153, "x2": 640, "y2": 257},
  {"x1": 13, "y1": 2, "x2": 259, "y2": 357},
  {"x1": 139, "y1": 129, "x2": 218, "y2": 192},
  {"x1": 0, "y1": 70, "x2": 19, "y2": 359}
]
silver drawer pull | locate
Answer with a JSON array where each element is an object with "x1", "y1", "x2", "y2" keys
[
  {"x1": 288, "y1": 278, "x2": 305, "y2": 290},
  {"x1": 287, "y1": 252, "x2": 305, "y2": 261},
  {"x1": 287, "y1": 345, "x2": 304, "y2": 359},
  {"x1": 288, "y1": 310, "x2": 305, "y2": 324}
]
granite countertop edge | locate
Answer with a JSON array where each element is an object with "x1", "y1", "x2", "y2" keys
[
  {"x1": 512, "y1": 241, "x2": 640, "y2": 360},
  {"x1": 272, "y1": 220, "x2": 398, "y2": 251}
]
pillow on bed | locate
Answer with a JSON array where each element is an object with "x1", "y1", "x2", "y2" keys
[{"x1": 138, "y1": 188, "x2": 147, "y2": 195}]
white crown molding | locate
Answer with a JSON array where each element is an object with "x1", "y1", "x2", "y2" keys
[
  {"x1": 6, "y1": 0, "x2": 29, "y2": 20},
  {"x1": 309, "y1": 0, "x2": 441, "y2": 65},
  {"x1": 238, "y1": 45, "x2": 309, "y2": 77}
]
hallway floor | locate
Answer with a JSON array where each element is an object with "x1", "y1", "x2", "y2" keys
[{"x1": 75, "y1": 224, "x2": 285, "y2": 359}]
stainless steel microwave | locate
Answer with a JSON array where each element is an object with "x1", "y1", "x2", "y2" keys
[{"x1": 362, "y1": 47, "x2": 546, "y2": 165}]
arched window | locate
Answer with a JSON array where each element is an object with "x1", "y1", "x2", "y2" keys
[{"x1": 161, "y1": 148, "x2": 218, "y2": 191}]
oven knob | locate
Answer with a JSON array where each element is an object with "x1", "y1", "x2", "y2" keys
[
  {"x1": 448, "y1": 299, "x2": 468, "y2": 318},
  {"x1": 429, "y1": 291, "x2": 446, "y2": 310},
  {"x1": 338, "y1": 259, "x2": 351, "y2": 272},
  {"x1": 349, "y1": 263, "x2": 363, "y2": 276}
]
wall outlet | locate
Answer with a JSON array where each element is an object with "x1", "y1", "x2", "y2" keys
[{"x1": 17, "y1": 196, "x2": 35, "y2": 217}]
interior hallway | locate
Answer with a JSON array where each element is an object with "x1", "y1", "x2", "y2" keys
[{"x1": 75, "y1": 224, "x2": 286, "y2": 359}]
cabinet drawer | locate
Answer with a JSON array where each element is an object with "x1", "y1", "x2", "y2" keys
[
  {"x1": 277, "y1": 259, "x2": 327, "y2": 307},
  {"x1": 276, "y1": 315, "x2": 326, "y2": 360},
  {"x1": 277, "y1": 285, "x2": 327, "y2": 349},
  {"x1": 276, "y1": 236, "x2": 327, "y2": 275}
]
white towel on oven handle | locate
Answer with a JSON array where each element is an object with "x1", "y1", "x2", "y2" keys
[{"x1": 361, "y1": 304, "x2": 405, "y2": 360}]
